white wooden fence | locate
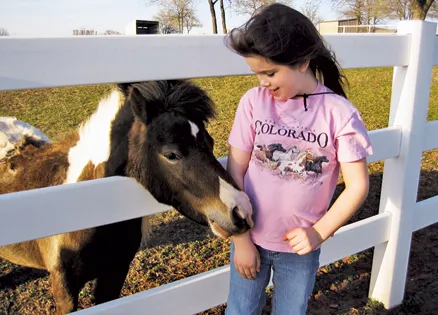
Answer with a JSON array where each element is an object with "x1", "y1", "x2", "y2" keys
[{"x1": 0, "y1": 20, "x2": 437, "y2": 314}]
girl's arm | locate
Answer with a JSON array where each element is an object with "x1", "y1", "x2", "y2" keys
[
  {"x1": 284, "y1": 158, "x2": 369, "y2": 255},
  {"x1": 227, "y1": 145, "x2": 250, "y2": 190},
  {"x1": 227, "y1": 145, "x2": 260, "y2": 279},
  {"x1": 313, "y1": 158, "x2": 369, "y2": 240}
]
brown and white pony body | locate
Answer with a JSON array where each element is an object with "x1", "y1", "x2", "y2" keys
[{"x1": 0, "y1": 80, "x2": 253, "y2": 314}]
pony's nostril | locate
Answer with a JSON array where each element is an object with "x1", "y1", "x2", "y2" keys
[
  {"x1": 232, "y1": 206, "x2": 249, "y2": 230},
  {"x1": 232, "y1": 206, "x2": 244, "y2": 220}
]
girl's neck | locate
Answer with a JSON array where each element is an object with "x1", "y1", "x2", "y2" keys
[{"x1": 294, "y1": 72, "x2": 318, "y2": 99}]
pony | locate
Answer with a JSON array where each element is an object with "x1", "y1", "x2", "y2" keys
[{"x1": 0, "y1": 80, "x2": 253, "y2": 314}]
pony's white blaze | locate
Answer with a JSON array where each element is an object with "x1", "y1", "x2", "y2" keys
[
  {"x1": 218, "y1": 178, "x2": 254, "y2": 227},
  {"x1": 0, "y1": 117, "x2": 50, "y2": 159},
  {"x1": 65, "y1": 90, "x2": 122, "y2": 184},
  {"x1": 188, "y1": 120, "x2": 199, "y2": 138}
]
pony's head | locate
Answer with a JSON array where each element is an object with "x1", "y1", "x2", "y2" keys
[{"x1": 113, "y1": 81, "x2": 253, "y2": 238}]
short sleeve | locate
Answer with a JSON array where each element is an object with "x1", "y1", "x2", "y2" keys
[
  {"x1": 336, "y1": 111, "x2": 373, "y2": 163},
  {"x1": 228, "y1": 91, "x2": 255, "y2": 152}
]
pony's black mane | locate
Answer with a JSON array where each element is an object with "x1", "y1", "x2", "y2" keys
[
  {"x1": 118, "y1": 80, "x2": 216, "y2": 125},
  {"x1": 105, "y1": 80, "x2": 217, "y2": 178}
]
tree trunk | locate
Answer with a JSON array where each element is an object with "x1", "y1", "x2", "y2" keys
[
  {"x1": 411, "y1": 0, "x2": 435, "y2": 19},
  {"x1": 208, "y1": 0, "x2": 218, "y2": 34},
  {"x1": 220, "y1": 0, "x2": 227, "y2": 34}
]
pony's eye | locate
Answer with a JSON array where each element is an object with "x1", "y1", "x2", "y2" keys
[{"x1": 164, "y1": 152, "x2": 181, "y2": 162}]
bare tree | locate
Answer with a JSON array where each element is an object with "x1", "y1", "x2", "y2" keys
[
  {"x1": 0, "y1": 28, "x2": 10, "y2": 36},
  {"x1": 391, "y1": 0, "x2": 414, "y2": 19},
  {"x1": 411, "y1": 0, "x2": 435, "y2": 19},
  {"x1": 207, "y1": 0, "x2": 229, "y2": 35},
  {"x1": 146, "y1": 0, "x2": 201, "y2": 33},
  {"x1": 376, "y1": 0, "x2": 437, "y2": 21},
  {"x1": 333, "y1": 0, "x2": 436, "y2": 22},
  {"x1": 160, "y1": 23, "x2": 179, "y2": 34},
  {"x1": 208, "y1": 0, "x2": 219, "y2": 33},
  {"x1": 363, "y1": 0, "x2": 387, "y2": 24},
  {"x1": 231, "y1": 0, "x2": 293, "y2": 16},
  {"x1": 154, "y1": 9, "x2": 181, "y2": 33},
  {"x1": 184, "y1": 8, "x2": 203, "y2": 33},
  {"x1": 301, "y1": 0, "x2": 323, "y2": 26},
  {"x1": 386, "y1": 0, "x2": 436, "y2": 20},
  {"x1": 429, "y1": 1, "x2": 438, "y2": 18},
  {"x1": 220, "y1": 0, "x2": 228, "y2": 33},
  {"x1": 331, "y1": 0, "x2": 386, "y2": 24}
]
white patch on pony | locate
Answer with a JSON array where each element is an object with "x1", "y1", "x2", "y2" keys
[
  {"x1": 65, "y1": 90, "x2": 122, "y2": 184},
  {"x1": 218, "y1": 178, "x2": 254, "y2": 228},
  {"x1": 188, "y1": 120, "x2": 199, "y2": 138},
  {"x1": 0, "y1": 117, "x2": 50, "y2": 160}
]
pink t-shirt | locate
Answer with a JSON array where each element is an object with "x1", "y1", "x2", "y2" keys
[{"x1": 228, "y1": 82, "x2": 373, "y2": 253}]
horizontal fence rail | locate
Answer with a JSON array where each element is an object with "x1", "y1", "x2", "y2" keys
[
  {"x1": 366, "y1": 126, "x2": 402, "y2": 163},
  {"x1": 423, "y1": 121, "x2": 438, "y2": 151},
  {"x1": 0, "y1": 178, "x2": 171, "y2": 247},
  {"x1": 75, "y1": 266, "x2": 232, "y2": 315},
  {"x1": 74, "y1": 212, "x2": 393, "y2": 315},
  {"x1": 0, "y1": 34, "x2": 411, "y2": 91},
  {"x1": 414, "y1": 196, "x2": 438, "y2": 231},
  {"x1": 0, "y1": 127, "x2": 400, "y2": 247}
]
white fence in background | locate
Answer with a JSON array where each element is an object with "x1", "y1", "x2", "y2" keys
[
  {"x1": 338, "y1": 24, "x2": 397, "y2": 33},
  {"x1": 0, "y1": 20, "x2": 437, "y2": 314}
]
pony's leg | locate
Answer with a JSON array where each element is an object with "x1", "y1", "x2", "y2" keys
[
  {"x1": 93, "y1": 219, "x2": 142, "y2": 305},
  {"x1": 93, "y1": 262, "x2": 131, "y2": 304},
  {"x1": 50, "y1": 267, "x2": 80, "y2": 315}
]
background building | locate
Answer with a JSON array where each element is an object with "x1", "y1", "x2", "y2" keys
[{"x1": 125, "y1": 20, "x2": 159, "y2": 35}]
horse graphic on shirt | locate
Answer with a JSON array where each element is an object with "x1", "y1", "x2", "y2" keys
[{"x1": 253, "y1": 143, "x2": 329, "y2": 179}]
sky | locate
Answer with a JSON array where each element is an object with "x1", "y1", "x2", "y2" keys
[{"x1": 0, "y1": 0, "x2": 339, "y2": 36}]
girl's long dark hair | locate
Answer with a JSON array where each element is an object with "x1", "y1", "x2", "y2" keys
[{"x1": 225, "y1": 3, "x2": 348, "y2": 98}]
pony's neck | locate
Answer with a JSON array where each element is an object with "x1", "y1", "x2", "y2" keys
[
  {"x1": 65, "y1": 90, "x2": 123, "y2": 184},
  {"x1": 104, "y1": 101, "x2": 136, "y2": 177}
]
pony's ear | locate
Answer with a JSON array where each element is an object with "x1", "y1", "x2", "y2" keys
[
  {"x1": 129, "y1": 86, "x2": 160, "y2": 124},
  {"x1": 118, "y1": 83, "x2": 131, "y2": 97},
  {"x1": 118, "y1": 82, "x2": 141, "y2": 98}
]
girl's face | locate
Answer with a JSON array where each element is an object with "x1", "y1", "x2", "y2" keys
[{"x1": 245, "y1": 55, "x2": 313, "y2": 101}]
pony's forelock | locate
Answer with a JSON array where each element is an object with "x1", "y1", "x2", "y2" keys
[{"x1": 126, "y1": 81, "x2": 216, "y2": 125}]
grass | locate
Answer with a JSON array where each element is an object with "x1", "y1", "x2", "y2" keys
[{"x1": 0, "y1": 67, "x2": 438, "y2": 314}]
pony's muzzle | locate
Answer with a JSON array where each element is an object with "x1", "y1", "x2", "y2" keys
[
  {"x1": 207, "y1": 206, "x2": 252, "y2": 238},
  {"x1": 232, "y1": 206, "x2": 252, "y2": 231}
]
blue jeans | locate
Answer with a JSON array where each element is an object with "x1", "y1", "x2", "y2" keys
[{"x1": 226, "y1": 243, "x2": 320, "y2": 315}]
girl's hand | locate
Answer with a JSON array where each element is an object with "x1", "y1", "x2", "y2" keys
[
  {"x1": 233, "y1": 234, "x2": 260, "y2": 280},
  {"x1": 282, "y1": 227, "x2": 324, "y2": 255}
]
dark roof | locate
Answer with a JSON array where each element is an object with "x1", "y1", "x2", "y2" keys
[{"x1": 320, "y1": 18, "x2": 358, "y2": 24}]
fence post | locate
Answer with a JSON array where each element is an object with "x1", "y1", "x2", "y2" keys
[{"x1": 368, "y1": 20, "x2": 436, "y2": 308}]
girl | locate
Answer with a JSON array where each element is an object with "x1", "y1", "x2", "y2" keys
[{"x1": 225, "y1": 3, "x2": 373, "y2": 315}]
